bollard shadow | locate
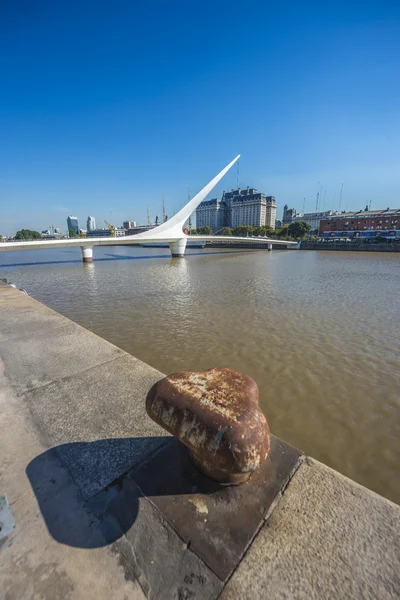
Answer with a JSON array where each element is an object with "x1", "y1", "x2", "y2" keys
[
  {"x1": 26, "y1": 435, "x2": 301, "y2": 582},
  {"x1": 26, "y1": 436, "x2": 221, "y2": 549}
]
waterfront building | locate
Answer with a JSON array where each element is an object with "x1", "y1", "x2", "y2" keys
[
  {"x1": 265, "y1": 196, "x2": 277, "y2": 229},
  {"x1": 67, "y1": 216, "x2": 79, "y2": 235},
  {"x1": 319, "y1": 208, "x2": 400, "y2": 238},
  {"x1": 195, "y1": 198, "x2": 226, "y2": 230},
  {"x1": 282, "y1": 205, "x2": 297, "y2": 225},
  {"x1": 85, "y1": 227, "x2": 126, "y2": 238},
  {"x1": 294, "y1": 210, "x2": 337, "y2": 233},
  {"x1": 196, "y1": 188, "x2": 276, "y2": 231},
  {"x1": 86, "y1": 228, "x2": 112, "y2": 237},
  {"x1": 125, "y1": 225, "x2": 153, "y2": 235},
  {"x1": 282, "y1": 206, "x2": 337, "y2": 233},
  {"x1": 87, "y1": 216, "x2": 96, "y2": 231},
  {"x1": 123, "y1": 220, "x2": 137, "y2": 229}
]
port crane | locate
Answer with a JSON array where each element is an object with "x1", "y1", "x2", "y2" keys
[{"x1": 103, "y1": 220, "x2": 115, "y2": 237}]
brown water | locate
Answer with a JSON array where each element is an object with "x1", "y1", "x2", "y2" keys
[{"x1": 1, "y1": 246, "x2": 399, "y2": 503}]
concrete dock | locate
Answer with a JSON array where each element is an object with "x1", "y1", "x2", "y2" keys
[{"x1": 0, "y1": 281, "x2": 399, "y2": 599}]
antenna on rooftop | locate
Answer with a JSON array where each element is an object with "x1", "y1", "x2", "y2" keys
[
  {"x1": 162, "y1": 195, "x2": 167, "y2": 223},
  {"x1": 339, "y1": 182, "x2": 343, "y2": 212},
  {"x1": 316, "y1": 181, "x2": 320, "y2": 212},
  {"x1": 147, "y1": 206, "x2": 151, "y2": 228}
]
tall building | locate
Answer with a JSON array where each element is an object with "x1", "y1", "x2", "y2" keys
[
  {"x1": 123, "y1": 220, "x2": 136, "y2": 229},
  {"x1": 196, "y1": 188, "x2": 276, "y2": 231},
  {"x1": 265, "y1": 196, "x2": 276, "y2": 229},
  {"x1": 67, "y1": 216, "x2": 79, "y2": 235},
  {"x1": 282, "y1": 205, "x2": 297, "y2": 225},
  {"x1": 195, "y1": 199, "x2": 226, "y2": 231},
  {"x1": 87, "y1": 216, "x2": 96, "y2": 231}
]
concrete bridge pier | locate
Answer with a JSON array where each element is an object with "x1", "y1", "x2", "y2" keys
[
  {"x1": 81, "y1": 246, "x2": 93, "y2": 263},
  {"x1": 169, "y1": 238, "x2": 187, "y2": 258}
]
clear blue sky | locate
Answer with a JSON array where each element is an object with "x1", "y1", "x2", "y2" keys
[{"x1": 1, "y1": 1, "x2": 399, "y2": 234}]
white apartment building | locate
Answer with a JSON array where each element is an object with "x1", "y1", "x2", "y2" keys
[
  {"x1": 195, "y1": 198, "x2": 225, "y2": 230},
  {"x1": 196, "y1": 188, "x2": 276, "y2": 231},
  {"x1": 86, "y1": 216, "x2": 96, "y2": 231}
]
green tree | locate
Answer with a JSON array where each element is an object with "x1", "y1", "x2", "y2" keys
[
  {"x1": 68, "y1": 227, "x2": 78, "y2": 238},
  {"x1": 190, "y1": 229, "x2": 197, "y2": 235},
  {"x1": 217, "y1": 227, "x2": 233, "y2": 236},
  {"x1": 253, "y1": 226, "x2": 276, "y2": 237},
  {"x1": 276, "y1": 225, "x2": 290, "y2": 238},
  {"x1": 288, "y1": 220, "x2": 312, "y2": 239},
  {"x1": 15, "y1": 229, "x2": 42, "y2": 241},
  {"x1": 196, "y1": 226, "x2": 213, "y2": 235},
  {"x1": 233, "y1": 225, "x2": 254, "y2": 237}
]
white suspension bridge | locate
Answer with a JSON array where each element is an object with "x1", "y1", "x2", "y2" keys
[{"x1": 0, "y1": 155, "x2": 297, "y2": 262}]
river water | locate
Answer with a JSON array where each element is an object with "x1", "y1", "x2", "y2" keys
[{"x1": 1, "y1": 246, "x2": 399, "y2": 503}]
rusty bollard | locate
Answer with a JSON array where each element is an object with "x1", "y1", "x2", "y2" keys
[{"x1": 146, "y1": 368, "x2": 270, "y2": 485}]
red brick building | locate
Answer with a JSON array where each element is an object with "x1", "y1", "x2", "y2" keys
[{"x1": 319, "y1": 208, "x2": 400, "y2": 237}]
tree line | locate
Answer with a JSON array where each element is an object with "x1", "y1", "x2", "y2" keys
[{"x1": 190, "y1": 221, "x2": 311, "y2": 240}]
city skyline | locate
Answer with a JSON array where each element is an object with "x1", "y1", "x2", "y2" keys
[{"x1": 1, "y1": 2, "x2": 399, "y2": 233}]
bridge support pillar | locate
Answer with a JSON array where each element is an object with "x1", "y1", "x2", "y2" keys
[
  {"x1": 169, "y1": 238, "x2": 187, "y2": 258},
  {"x1": 81, "y1": 246, "x2": 93, "y2": 263},
  {"x1": 267, "y1": 243, "x2": 273, "y2": 251}
]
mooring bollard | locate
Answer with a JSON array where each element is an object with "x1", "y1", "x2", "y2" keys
[{"x1": 146, "y1": 367, "x2": 270, "y2": 484}]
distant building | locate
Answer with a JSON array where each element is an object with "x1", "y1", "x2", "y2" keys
[
  {"x1": 294, "y1": 210, "x2": 337, "y2": 233},
  {"x1": 125, "y1": 225, "x2": 153, "y2": 235},
  {"x1": 87, "y1": 216, "x2": 96, "y2": 231},
  {"x1": 86, "y1": 227, "x2": 126, "y2": 238},
  {"x1": 196, "y1": 188, "x2": 276, "y2": 231},
  {"x1": 67, "y1": 216, "x2": 79, "y2": 235},
  {"x1": 123, "y1": 220, "x2": 136, "y2": 229},
  {"x1": 282, "y1": 205, "x2": 297, "y2": 225},
  {"x1": 319, "y1": 208, "x2": 400, "y2": 237},
  {"x1": 282, "y1": 206, "x2": 337, "y2": 233},
  {"x1": 86, "y1": 228, "x2": 112, "y2": 238},
  {"x1": 195, "y1": 198, "x2": 225, "y2": 231}
]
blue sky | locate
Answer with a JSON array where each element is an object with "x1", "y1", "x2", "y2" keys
[{"x1": 1, "y1": 1, "x2": 399, "y2": 234}]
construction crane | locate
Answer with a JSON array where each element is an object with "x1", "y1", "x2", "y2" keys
[
  {"x1": 162, "y1": 196, "x2": 168, "y2": 223},
  {"x1": 103, "y1": 220, "x2": 115, "y2": 237}
]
